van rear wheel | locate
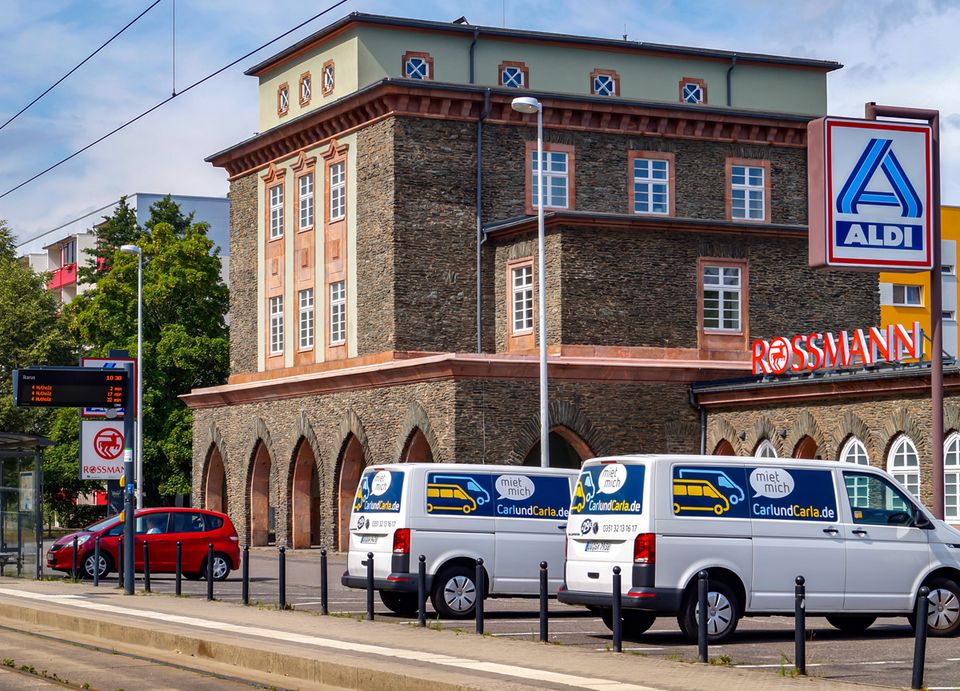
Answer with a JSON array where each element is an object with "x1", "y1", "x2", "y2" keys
[
  {"x1": 826, "y1": 615, "x2": 876, "y2": 634},
  {"x1": 380, "y1": 591, "x2": 419, "y2": 616},
  {"x1": 600, "y1": 609, "x2": 656, "y2": 638},
  {"x1": 431, "y1": 565, "x2": 479, "y2": 619},
  {"x1": 678, "y1": 580, "x2": 740, "y2": 643}
]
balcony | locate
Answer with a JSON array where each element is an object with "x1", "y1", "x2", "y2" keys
[{"x1": 48, "y1": 263, "x2": 77, "y2": 290}]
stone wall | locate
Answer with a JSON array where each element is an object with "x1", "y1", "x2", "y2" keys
[{"x1": 228, "y1": 173, "x2": 259, "y2": 375}]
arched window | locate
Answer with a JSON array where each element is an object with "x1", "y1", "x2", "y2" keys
[
  {"x1": 945, "y1": 433, "x2": 960, "y2": 521},
  {"x1": 755, "y1": 439, "x2": 777, "y2": 458},
  {"x1": 887, "y1": 435, "x2": 920, "y2": 501},
  {"x1": 840, "y1": 437, "x2": 870, "y2": 508}
]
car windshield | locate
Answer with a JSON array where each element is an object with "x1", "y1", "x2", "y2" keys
[{"x1": 85, "y1": 515, "x2": 120, "y2": 533}]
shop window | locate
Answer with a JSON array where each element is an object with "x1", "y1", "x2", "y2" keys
[
  {"x1": 679, "y1": 77, "x2": 707, "y2": 104},
  {"x1": 403, "y1": 51, "x2": 433, "y2": 80},
  {"x1": 590, "y1": 69, "x2": 620, "y2": 96},
  {"x1": 892, "y1": 284, "x2": 922, "y2": 306},
  {"x1": 755, "y1": 439, "x2": 777, "y2": 458},
  {"x1": 887, "y1": 434, "x2": 920, "y2": 501},
  {"x1": 299, "y1": 72, "x2": 312, "y2": 107},
  {"x1": 944, "y1": 433, "x2": 960, "y2": 520},
  {"x1": 499, "y1": 61, "x2": 529, "y2": 88},
  {"x1": 269, "y1": 295, "x2": 284, "y2": 355},
  {"x1": 525, "y1": 142, "x2": 575, "y2": 214},
  {"x1": 628, "y1": 151, "x2": 673, "y2": 215},
  {"x1": 298, "y1": 288, "x2": 314, "y2": 350},
  {"x1": 277, "y1": 82, "x2": 289, "y2": 116},
  {"x1": 322, "y1": 60, "x2": 335, "y2": 96}
]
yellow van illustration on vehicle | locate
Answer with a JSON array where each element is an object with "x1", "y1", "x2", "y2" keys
[
  {"x1": 673, "y1": 479, "x2": 731, "y2": 516},
  {"x1": 426, "y1": 483, "x2": 478, "y2": 514}
]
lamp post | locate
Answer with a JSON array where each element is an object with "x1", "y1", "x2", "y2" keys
[
  {"x1": 119, "y1": 244, "x2": 144, "y2": 509},
  {"x1": 511, "y1": 96, "x2": 549, "y2": 468}
]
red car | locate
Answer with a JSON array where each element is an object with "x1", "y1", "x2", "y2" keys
[{"x1": 47, "y1": 507, "x2": 240, "y2": 581}]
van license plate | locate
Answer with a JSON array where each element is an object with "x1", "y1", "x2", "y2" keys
[
  {"x1": 584, "y1": 542, "x2": 610, "y2": 553},
  {"x1": 360, "y1": 535, "x2": 378, "y2": 544}
]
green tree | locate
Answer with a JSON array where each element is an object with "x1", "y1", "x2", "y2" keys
[
  {"x1": 68, "y1": 199, "x2": 229, "y2": 501},
  {"x1": 76, "y1": 196, "x2": 141, "y2": 284}
]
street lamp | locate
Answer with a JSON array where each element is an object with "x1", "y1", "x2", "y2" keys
[
  {"x1": 119, "y1": 244, "x2": 144, "y2": 508},
  {"x1": 511, "y1": 96, "x2": 550, "y2": 468}
]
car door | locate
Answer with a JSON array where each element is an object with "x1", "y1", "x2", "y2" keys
[
  {"x1": 134, "y1": 512, "x2": 173, "y2": 570},
  {"x1": 840, "y1": 470, "x2": 931, "y2": 612},
  {"x1": 170, "y1": 511, "x2": 208, "y2": 570}
]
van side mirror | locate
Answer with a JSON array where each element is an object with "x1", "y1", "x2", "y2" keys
[{"x1": 913, "y1": 512, "x2": 933, "y2": 529}]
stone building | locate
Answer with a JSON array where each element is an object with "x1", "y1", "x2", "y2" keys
[{"x1": 186, "y1": 12, "x2": 948, "y2": 549}]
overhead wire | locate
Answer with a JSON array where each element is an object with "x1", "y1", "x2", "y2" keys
[
  {"x1": 0, "y1": 0, "x2": 350, "y2": 201},
  {"x1": 0, "y1": 0, "x2": 163, "y2": 133}
]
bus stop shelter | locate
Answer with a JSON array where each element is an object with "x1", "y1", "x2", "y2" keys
[{"x1": 0, "y1": 433, "x2": 51, "y2": 578}]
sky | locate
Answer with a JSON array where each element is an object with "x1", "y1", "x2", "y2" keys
[{"x1": 3, "y1": 0, "x2": 960, "y2": 244}]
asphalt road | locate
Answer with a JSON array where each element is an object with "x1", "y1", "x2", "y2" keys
[{"x1": 58, "y1": 548, "x2": 960, "y2": 690}]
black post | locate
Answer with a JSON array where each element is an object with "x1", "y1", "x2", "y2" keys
[
  {"x1": 365, "y1": 552, "x2": 375, "y2": 621},
  {"x1": 278, "y1": 546, "x2": 286, "y2": 609},
  {"x1": 794, "y1": 575, "x2": 806, "y2": 675},
  {"x1": 320, "y1": 549, "x2": 329, "y2": 615},
  {"x1": 241, "y1": 545, "x2": 249, "y2": 606},
  {"x1": 206, "y1": 543, "x2": 214, "y2": 601},
  {"x1": 175, "y1": 541, "x2": 182, "y2": 596},
  {"x1": 417, "y1": 555, "x2": 426, "y2": 627},
  {"x1": 611, "y1": 566, "x2": 622, "y2": 652},
  {"x1": 475, "y1": 558, "x2": 485, "y2": 635},
  {"x1": 912, "y1": 586, "x2": 930, "y2": 690},
  {"x1": 539, "y1": 561, "x2": 549, "y2": 643},
  {"x1": 697, "y1": 570, "x2": 709, "y2": 663},
  {"x1": 121, "y1": 362, "x2": 135, "y2": 596},
  {"x1": 71, "y1": 536, "x2": 78, "y2": 581},
  {"x1": 117, "y1": 537, "x2": 124, "y2": 586},
  {"x1": 93, "y1": 536, "x2": 100, "y2": 587},
  {"x1": 143, "y1": 541, "x2": 151, "y2": 593}
]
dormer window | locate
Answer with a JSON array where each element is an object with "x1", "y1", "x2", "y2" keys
[
  {"x1": 403, "y1": 51, "x2": 433, "y2": 80},
  {"x1": 590, "y1": 69, "x2": 620, "y2": 97},
  {"x1": 277, "y1": 83, "x2": 289, "y2": 116},
  {"x1": 322, "y1": 60, "x2": 335, "y2": 96},
  {"x1": 299, "y1": 72, "x2": 311, "y2": 107},
  {"x1": 680, "y1": 77, "x2": 707, "y2": 104},
  {"x1": 499, "y1": 61, "x2": 528, "y2": 89}
]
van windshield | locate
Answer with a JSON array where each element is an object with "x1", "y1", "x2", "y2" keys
[
  {"x1": 570, "y1": 463, "x2": 644, "y2": 515},
  {"x1": 353, "y1": 469, "x2": 404, "y2": 513}
]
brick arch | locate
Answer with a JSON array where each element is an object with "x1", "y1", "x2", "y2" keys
[
  {"x1": 785, "y1": 412, "x2": 827, "y2": 459},
  {"x1": 200, "y1": 423, "x2": 229, "y2": 513},
  {"x1": 394, "y1": 401, "x2": 440, "y2": 462},
  {"x1": 332, "y1": 409, "x2": 372, "y2": 551},
  {"x1": 880, "y1": 407, "x2": 926, "y2": 459},
  {"x1": 203, "y1": 444, "x2": 228, "y2": 514},
  {"x1": 708, "y1": 418, "x2": 741, "y2": 456},
  {"x1": 713, "y1": 439, "x2": 736, "y2": 455},
  {"x1": 831, "y1": 410, "x2": 873, "y2": 460},
  {"x1": 743, "y1": 416, "x2": 781, "y2": 457},
  {"x1": 331, "y1": 409, "x2": 373, "y2": 469},
  {"x1": 944, "y1": 404, "x2": 960, "y2": 437},
  {"x1": 511, "y1": 400, "x2": 605, "y2": 463},
  {"x1": 287, "y1": 412, "x2": 325, "y2": 549}
]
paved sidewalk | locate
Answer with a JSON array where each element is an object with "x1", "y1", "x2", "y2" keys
[{"x1": 0, "y1": 577, "x2": 883, "y2": 691}]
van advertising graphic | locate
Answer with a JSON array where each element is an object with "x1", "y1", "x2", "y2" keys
[
  {"x1": 570, "y1": 463, "x2": 645, "y2": 515},
  {"x1": 425, "y1": 472, "x2": 570, "y2": 519},
  {"x1": 354, "y1": 469, "x2": 404, "y2": 513},
  {"x1": 671, "y1": 466, "x2": 837, "y2": 521}
]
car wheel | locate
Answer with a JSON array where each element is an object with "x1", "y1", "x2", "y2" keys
[
  {"x1": 431, "y1": 565, "x2": 480, "y2": 619},
  {"x1": 678, "y1": 579, "x2": 740, "y2": 643},
  {"x1": 826, "y1": 615, "x2": 876, "y2": 634},
  {"x1": 380, "y1": 591, "x2": 419, "y2": 616},
  {"x1": 600, "y1": 609, "x2": 656, "y2": 638},
  {"x1": 911, "y1": 578, "x2": 960, "y2": 637},
  {"x1": 82, "y1": 551, "x2": 113, "y2": 580},
  {"x1": 203, "y1": 553, "x2": 231, "y2": 581}
]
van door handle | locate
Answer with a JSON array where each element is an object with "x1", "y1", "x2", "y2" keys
[
  {"x1": 822, "y1": 527, "x2": 839, "y2": 535},
  {"x1": 852, "y1": 529, "x2": 868, "y2": 536},
  {"x1": 557, "y1": 524, "x2": 567, "y2": 530}
]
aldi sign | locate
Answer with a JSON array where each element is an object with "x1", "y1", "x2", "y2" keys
[{"x1": 808, "y1": 117, "x2": 933, "y2": 271}]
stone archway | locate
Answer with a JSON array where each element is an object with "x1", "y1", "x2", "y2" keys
[
  {"x1": 523, "y1": 425, "x2": 593, "y2": 469},
  {"x1": 336, "y1": 435, "x2": 364, "y2": 551},
  {"x1": 713, "y1": 439, "x2": 736, "y2": 456},
  {"x1": 249, "y1": 442, "x2": 273, "y2": 546},
  {"x1": 204, "y1": 445, "x2": 228, "y2": 514},
  {"x1": 401, "y1": 428, "x2": 434, "y2": 462},
  {"x1": 290, "y1": 438, "x2": 321, "y2": 549},
  {"x1": 793, "y1": 435, "x2": 819, "y2": 459}
]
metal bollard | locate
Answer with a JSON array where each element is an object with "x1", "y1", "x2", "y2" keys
[
  {"x1": 417, "y1": 555, "x2": 427, "y2": 627},
  {"x1": 320, "y1": 549, "x2": 329, "y2": 615},
  {"x1": 241, "y1": 545, "x2": 249, "y2": 606},
  {"x1": 93, "y1": 536, "x2": 100, "y2": 587},
  {"x1": 612, "y1": 566, "x2": 623, "y2": 652},
  {"x1": 912, "y1": 586, "x2": 930, "y2": 690},
  {"x1": 475, "y1": 558, "x2": 485, "y2": 635},
  {"x1": 794, "y1": 576, "x2": 806, "y2": 675},
  {"x1": 206, "y1": 543, "x2": 214, "y2": 600},
  {"x1": 279, "y1": 546, "x2": 287, "y2": 609},
  {"x1": 366, "y1": 552, "x2": 375, "y2": 620},
  {"x1": 71, "y1": 536, "x2": 78, "y2": 581},
  {"x1": 697, "y1": 570, "x2": 709, "y2": 663},
  {"x1": 143, "y1": 541, "x2": 151, "y2": 593},
  {"x1": 539, "y1": 561, "x2": 549, "y2": 643},
  {"x1": 117, "y1": 537, "x2": 124, "y2": 586},
  {"x1": 175, "y1": 542, "x2": 182, "y2": 596}
]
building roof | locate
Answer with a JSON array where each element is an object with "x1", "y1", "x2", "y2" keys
[
  {"x1": 245, "y1": 12, "x2": 842, "y2": 77},
  {"x1": 0, "y1": 433, "x2": 54, "y2": 451}
]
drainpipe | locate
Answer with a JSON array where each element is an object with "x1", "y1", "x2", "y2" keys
[
  {"x1": 469, "y1": 27, "x2": 479, "y2": 84},
  {"x1": 725, "y1": 56, "x2": 737, "y2": 107},
  {"x1": 476, "y1": 88, "x2": 491, "y2": 353},
  {"x1": 689, "y1": 386, "x2": 707, "y2": 454}
]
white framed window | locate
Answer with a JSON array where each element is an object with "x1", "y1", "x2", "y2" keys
[
  {"x1": 269, "y1": 295, "x2": 284, "y2": 355},
  {"x1": 840, "y1": 437, "x2": 871, "y2": 508},
  {"x1": 531, "y1": 151, "x2": 568, "y2": 209},
  {"x1": 632, "y1": 158, "x2": 669, "y2": 214},
  {"x1": 892, "y1": 284, "x2": 922, "y2": 307},
  {"x1": 887, "y1": 434, "x2": 920, "y2": 502},
  {"x1": 944, "y1": 433, "x2": 960, "y2": 520},
  {"x1": 298, "y1": 174, "x2": 314, "y2": 230},
  {"x1": 278, "y1": 85, "x2": 289, "y2": 114},
  {"x1": 681, "y1": 81, "x2": 704, "y2": 104},
  {"x1": 298, "y1": 289, "x2": 314, "y2": 350},
  {"x1": 300, "y1": 76, "x2": 311, "y2": 103},
  {"x1": 329, "y1": 281, "x2": 346, "y2": 345},
  {"x1": 329, "y1": 161, "x2": 345, "y2": 221},
  {"x1": 702, "y1": 265, "x2": 742, "y2": 331},
  {"x1": 502, "y1": 66, "x2": 524, "y2": 88},
  {"x1": 405, "y1": 57, "x2": 429, "y2": 79},
  {"x1": 269, "y1": 184, "x2": 284, "y2": 239},
  {"x1": 322, "y1": 63, "x2": 335, "y2": 94},
  {"x1": 593, "y1": 74, "x2": 616, "y2": 96},
  {"x1": 755, "y1": 439, "x2": 777, "y2": 458},
  {"x1": 731, "y1": 165, "x2": 764, "y2": 220},
  {"x1": 511, "y1": 264, "x2": 534, "y2": 333}
]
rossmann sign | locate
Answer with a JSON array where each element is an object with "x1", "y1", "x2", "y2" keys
[
  {"x1": 808, "y1": 117, "x2": 933, "y2": 271},
  {"x1": 752, "y1": 322, "x2": 922, "y2": 375}
]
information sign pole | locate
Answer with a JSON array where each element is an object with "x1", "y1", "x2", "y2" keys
[{"x1": 122, "y1": 362, "x2": 135, "y2": 594}]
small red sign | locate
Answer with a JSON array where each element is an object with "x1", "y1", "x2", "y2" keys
[{"x1": 93, "y1": 428, "x2": 124, "y2": 461}]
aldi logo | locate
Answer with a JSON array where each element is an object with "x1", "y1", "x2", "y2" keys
[{"x1": 808, "y1": 117, "x2": 932, "y2": 271}]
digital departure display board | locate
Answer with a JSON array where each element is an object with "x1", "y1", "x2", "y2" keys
[{"x1": 13, "y1": 368, "x2": 127, "y2": 409}]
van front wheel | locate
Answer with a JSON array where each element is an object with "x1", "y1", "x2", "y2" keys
[
  {"x1": 678, "y1": 580, "x2": 740, "y2": 643},
  {"x1": 600, "y1": 609, "x2": 656, "y2": 638},
  {"x1": 910, "y1": 578, "x2": 960, "y2": 637},
  {"x1": 431, "y1": 566, "x2": 479, "y2": 619}
]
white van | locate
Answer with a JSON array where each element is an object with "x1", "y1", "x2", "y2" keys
[
  {"x1": 558, "y1": 455, "x2": 960, "y2": 642},
  {"x1": 341, "y1": 463, "x2": 577, "y2": 618}
]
